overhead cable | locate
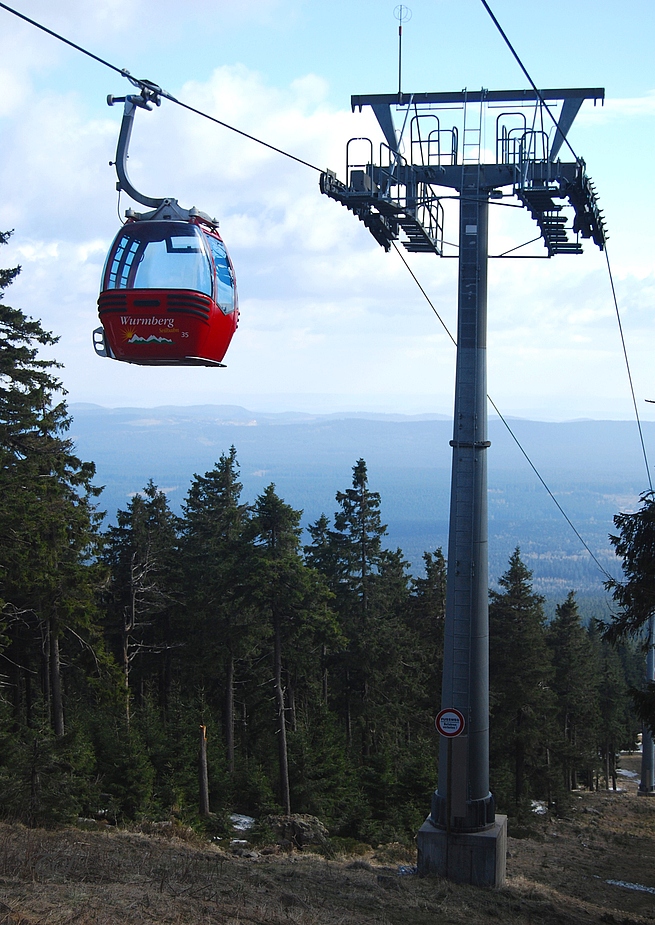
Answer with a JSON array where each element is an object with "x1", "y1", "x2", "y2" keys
[
  {"x1": 392, "y1": 242, "x2": 456, "y2": 345},
  {"x1": 478, "y1": 0, "x2": 652, "y2": 493},
  {"x1": 0, "y1": 1, "x2": 323, "y2": 174},
  {"x1": 487, "y1": 396, "x2": 613, "y2": 580},
  {"x1": 160, "y1": 96, "x2": 322, "y2": 173},
  {"x1": 0, "y1": 1, "x2": 127, "y2": 79},
  {"x1": 604, "y1": 246, "x2": 653, "y2": 491},
  {"x1": 477, "y1": 0, "x2": 581, "y2": 164},
  {"x1": 392, "y1": 242, "x2": 613, "y2": 580}
]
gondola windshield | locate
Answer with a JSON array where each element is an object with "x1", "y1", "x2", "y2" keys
[{"x1": 104, "y1": 222, "x2": 213, "y2": 295}]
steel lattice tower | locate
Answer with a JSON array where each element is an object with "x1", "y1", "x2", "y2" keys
[{"x1": 321, "y1": 86, "x2": 606, "y2": 886}]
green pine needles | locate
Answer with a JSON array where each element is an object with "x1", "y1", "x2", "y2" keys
[{"x1": 0, "y1": 236, "x2": 644, "y2": 836}]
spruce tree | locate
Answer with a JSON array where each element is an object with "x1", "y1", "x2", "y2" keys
[
  {"x1": 547, "y1": 592, "x2": 601, "y2": 793},
  {"x1": 325, "y1": 460, "x2": 389, "y2": 757},
  {"x1": 588, "y1": 622, "x2": 635, "y2": 788},
  {"x1": 249, "y1": 485, "x2": 335, "y2": 815},
  {"x1": 409, "y1": 549, "x2": 447, "y2": 719},
  {"x1": 604, "y1": 492, "x2": 655, "y2": 640},
  {"x1": 307, "y1": 461, "x2": 440, "y2": 839},
  {"x1": 0, "y1": 233, "x2": 113, "y2": 824},
  {"x1": 181, "y1": 448, "x2": 254, "y2": 777},
  {"x1": 332, "y1": 459, "x2": 387, "y2": 615},
  {"x1": 0, "y1": 232, "x2": 104, "y2": 737},
  {"x1": 103, "y1": 480, "x2": 180, "y2": 724},
  {"x1": 489, "y1": 549, "x2": 554, "y2": 814}
]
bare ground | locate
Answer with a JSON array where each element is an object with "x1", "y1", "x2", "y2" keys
[{"x1": 0, "y1": 755, "x2": 654, "y2": 925}]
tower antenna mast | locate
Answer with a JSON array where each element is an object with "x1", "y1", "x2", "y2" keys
[{"x1": 394, "y1": 5, "x2": 411, "y2": 101}]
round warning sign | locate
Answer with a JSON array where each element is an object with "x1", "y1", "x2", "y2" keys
[{"x1": 435, "y1": 708, "x2": 465, "y2": 737}]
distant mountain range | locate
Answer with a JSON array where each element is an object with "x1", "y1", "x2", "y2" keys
[{"x1": 68, "y1": 403, "x2": 655, "y2": 609}]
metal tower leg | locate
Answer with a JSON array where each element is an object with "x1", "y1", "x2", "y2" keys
[
  {"x1": 432, "y1": 170, "x2": 494, "y2": 831},
  {"x1": 417, "y1": 168, "x2": 506, "y2": 886}
]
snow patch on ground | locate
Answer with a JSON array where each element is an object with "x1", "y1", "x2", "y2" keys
[
  {"x1": 230, "y1": 814, "x2": 256, "y2": 832},
  {"x1": 606, "y1": 879, "x2": 655, "y2": 895},
  {"x1": 531, "y1": 800, "x2": 548, "y2": 815}
]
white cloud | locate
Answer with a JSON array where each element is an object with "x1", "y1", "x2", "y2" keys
[
  {"x1": 1, "y1": 0, "x2": 286, "y2": 43},
  {"x1": 1, "y1": 25, "x2": 655, "y2": 420},
  {"x1": 577, "y1": 91, "x2": 655, "y2": 125}
]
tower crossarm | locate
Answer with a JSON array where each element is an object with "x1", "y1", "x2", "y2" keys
[
  {"x1": 320, "y1": 87, "x2": 606, "y2": 256},
  {"x1": 351, "y1": 87, "x2": 605, "y2": 109}
]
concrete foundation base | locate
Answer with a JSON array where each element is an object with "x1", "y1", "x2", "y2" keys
[{"x1": 416, "y1": 815, "x2": 507, "y2": 887}]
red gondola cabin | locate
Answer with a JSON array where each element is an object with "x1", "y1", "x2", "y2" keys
[{"x1": 94, "y1": 216, "x2": 238, "y2": 366}]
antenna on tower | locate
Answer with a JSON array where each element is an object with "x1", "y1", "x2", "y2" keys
[{"x1": 394, "y1": 5, "x2": 412, "y2": 102}]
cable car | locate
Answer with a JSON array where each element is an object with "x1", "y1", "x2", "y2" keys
[{"x1": 93, "y1": 81, "x2": 238, "y2": 367}]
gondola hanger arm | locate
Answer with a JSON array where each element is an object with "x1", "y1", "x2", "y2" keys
[{"x1": 107, "y1": 84, "x2": 169, "y2": 210}]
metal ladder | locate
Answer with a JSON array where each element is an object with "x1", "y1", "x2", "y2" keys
[
  {"x1": 461, "y1": 89, "x2": 484, "y2": 165},
  {"x1": 453, "y1": 91, "x2": 486, "y2": 723}
]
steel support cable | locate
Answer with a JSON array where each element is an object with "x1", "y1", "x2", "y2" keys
[
  {"x1": 475, "y1": 1, "x2": 651, "y2": 554},
  {"x1": 392, "y1": 241, "x2": 613, "y2": 580},
  {"x1": 0, "y1": 1, "x2": 323, "y2": 174},
  {"x1": 0, "y1": 1, "x2": 127, "y2": 78},
  {"x1": 477, "y1": 0, "x2": 581, "y2": 165},
  {"x1": 605, "y1": 246, "x2": 653, "y2": 491},
  {"x1": 162, "y1": 96, "x2": 322, "y2": 173},
  {"x1": 493, "y1": 235, "x2": 543, "y2": 257},
  {"x1": 392, "y1": 242, "x2": 456, "y2": 345},
  {"x1": 486, "y1": 396, "x2": 613, "y2": 580}
]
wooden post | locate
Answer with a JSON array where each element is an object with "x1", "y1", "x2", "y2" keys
[
  {"x1": 49, "y1": 619, "x2": 65, "y2": 737},
  {"x1": 225, "y1": 656, "x2": 235, "y2": 775},
  {"x1": 273, "y1": 615, "x2": 291, "y2": 815},
  {"x1": 199, "y1": 724, "x2": 210, "y2": 817}
]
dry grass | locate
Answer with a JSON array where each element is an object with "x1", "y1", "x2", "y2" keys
[{"x1": 0, "y1": 756, "x2": 653, "y2": 925}]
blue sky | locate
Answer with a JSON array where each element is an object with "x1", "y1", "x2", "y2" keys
[{"x1": 1, "y1": 0, "x2": 654, "y2": 420}]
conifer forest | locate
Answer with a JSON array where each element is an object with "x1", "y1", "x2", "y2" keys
[{"x1": 0, "y1": 235, "x2": 648, "y2": 843}]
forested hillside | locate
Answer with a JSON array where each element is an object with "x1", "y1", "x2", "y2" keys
[
  {"x1": 0, "y1": 240, "x2": 645, "y2": 841},
  {"x1": 67, "y1": 403, "x2": 655, "y2": 598}
]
